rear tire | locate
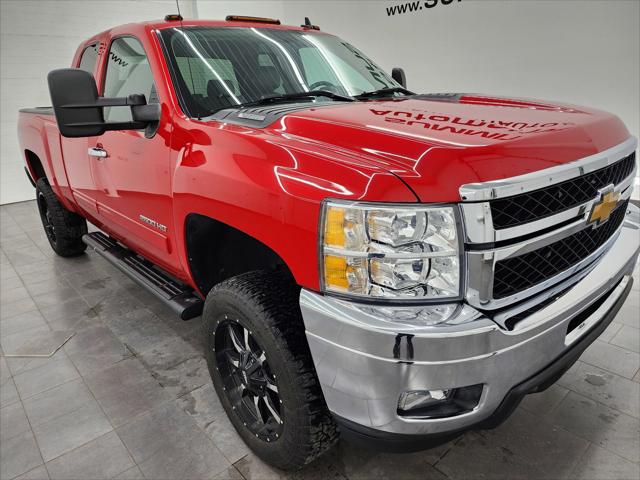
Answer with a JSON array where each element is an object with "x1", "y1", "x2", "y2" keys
[
  {"x1": 203, "y1": 271, "x2": 339, "y2": 471},
  {"x1": 36, "y1": 178, "x2": 87, "y2": 257}
]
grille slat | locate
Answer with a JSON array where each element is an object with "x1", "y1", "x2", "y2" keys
[
  {"x1": 492, "y1": 200, "x2": 629, "y2": 299},
  {"x1": 490, "y1": 152, "x2": 636, "y2": 229}
]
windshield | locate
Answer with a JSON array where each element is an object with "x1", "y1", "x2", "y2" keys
[{"x1": 158, "y1": 26, "x2": 401, "y2": 117}]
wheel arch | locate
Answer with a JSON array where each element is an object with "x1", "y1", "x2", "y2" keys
[
  {"x1": 25, "y1": 149, "x2": 47, "y2": 183},
  {"x1": 185, "y1": 213, "x2": 296, "y2": 297}
]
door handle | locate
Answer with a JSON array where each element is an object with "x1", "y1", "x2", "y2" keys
[{"x1": 88, "y1": 147, "x2": 108, "y2": 158}]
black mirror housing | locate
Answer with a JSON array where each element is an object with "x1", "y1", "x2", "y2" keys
[
  {"x1": 47, "y1": 68, "x2": 160, "y2": 138},
  {"x1": 392, "y1": 68, "x2": 407, "y2": 88},
  {"x1": 48, "y1": 69, "x2": 104, "y2": 138}
]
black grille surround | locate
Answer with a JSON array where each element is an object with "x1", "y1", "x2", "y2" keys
[
  {"x1": 490, "y1": 152, "x2": 636, "y2": 230},
  {"x1": 492, "y1": 200, "x2": 629, "y2": 299}
]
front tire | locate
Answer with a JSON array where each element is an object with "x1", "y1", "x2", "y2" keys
[
  {"x1": 203, "y1": 271, "x2": 338, "y2": 471},
  {"x1": 36, "y1": 178, "x2": 87, "y2": 257}
]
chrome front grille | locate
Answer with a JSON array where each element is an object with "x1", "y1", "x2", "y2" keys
[
  {"x1": 492, "y1": 200, "x2": 629, "y2": 299},
  {"x1": 460, "y1": 137, "x2": 638, "y2": 311},
  {"x1": 490, "y1": 152, "x2": 635, "y2": 229}
]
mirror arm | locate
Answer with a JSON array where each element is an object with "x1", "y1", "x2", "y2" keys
[{"x1": 60, "y1": 94, "x2": 147, "y2": 109}]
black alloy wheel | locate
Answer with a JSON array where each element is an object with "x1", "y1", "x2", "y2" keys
[{"x1": 215, "y1": 318, "x2": 284, "y2": 442}]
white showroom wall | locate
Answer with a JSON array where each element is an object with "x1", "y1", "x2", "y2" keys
[
  {"x1": 0, "y1": 0, "x2": 195, "y2": 205},
  {"x1": 1, "y1": 0, "x2": 638, "y2": 204}
]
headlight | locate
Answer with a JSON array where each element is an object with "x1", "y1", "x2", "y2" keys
[{"x1": 320, "y1": 201, "x2": 462, "y2": 300}]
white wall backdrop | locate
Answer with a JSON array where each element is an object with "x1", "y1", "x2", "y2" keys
[
  {"x1": 1, "y1": 0, "x2": 638, "y2": 204},
  {"x1": 0, "y1": 0, "x2": 194, "y2": 204}
]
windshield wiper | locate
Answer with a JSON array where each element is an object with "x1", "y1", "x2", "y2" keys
[
  {"x1": 354, "y1": 87, "x2": 415, "y2": 99},
  {"x1": 236, "y1": 90, "x2": 355, "y2": 109}
]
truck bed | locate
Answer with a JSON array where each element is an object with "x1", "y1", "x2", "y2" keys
[{"x1": 19, "y1": 107, "x2": 54, "y2": 115}]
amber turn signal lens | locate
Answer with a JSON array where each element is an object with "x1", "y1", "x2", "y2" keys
[
  {"x1": 323, "y1": 255, "x2": 349, "y2": 289},
  {"x1": 324, "y1": 206, "x2": 346, "y2": 247}
]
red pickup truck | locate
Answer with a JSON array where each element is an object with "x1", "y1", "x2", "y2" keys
[{"x1": 17, "y1": 15, "x2": 639, "y2": 470}]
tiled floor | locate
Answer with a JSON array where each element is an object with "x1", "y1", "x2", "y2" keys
[{"x1": 1, "y1": 199, "x2": 639, "y2": 480}]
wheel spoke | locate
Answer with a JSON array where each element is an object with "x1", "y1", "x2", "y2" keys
[
  {"x1": 243, "y1": 327, "x2": 250, "y2": 350},
  {"x1": 253, "y1": 394, "x2": 264, "y2": 423},
  {"x1": 262, "y1": 395, "x2": 282, "y2": 424},
  {"x1": 225, "y1": 350, "x2": 241, "y2": 368},
  {"x1": 228, "y1": 325, "x2": 244, "y2": 353},
  {"x1": 266, "y1": 378, "x2": 278, "y2": 394}
]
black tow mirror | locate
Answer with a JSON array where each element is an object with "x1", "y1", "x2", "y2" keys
[
  {"x1": 47, "y1": 68, "x2": 160, "y2": 138},
  {"x1": 392, "y1": 68, "x2": 407, "y2": 88}
]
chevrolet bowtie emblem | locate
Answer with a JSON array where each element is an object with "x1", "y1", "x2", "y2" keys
[{"x1": 588, "y1": 185, "x2": 620, "y2": 227}]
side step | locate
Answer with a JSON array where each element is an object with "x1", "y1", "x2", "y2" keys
[{"x1": 83, "y1": 232, "x2": 203, "y2": 320}]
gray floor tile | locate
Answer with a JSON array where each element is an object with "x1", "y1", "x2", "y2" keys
[
  {"x1": 610, "y1": 324, "x2": 640, "y2": 353},
  {"x1": 617, "y1": 299, "x2": 640, "y2": 329},
  {"x1": 478, "y1": 407, "x2": 589, "y2": 478},
  {"x1": 0, "y1": 325, "x2": 53, "y2": 354},
  {"x1": 212, "y1": 466, "x2": 245, "y2": 480},
  {"x1": 104, "y1": 307, "x2": 175, "y2": 354},
  {"x1": 0, "y1": 430, "x2": 43, "y2": 480},
  {"x1": 117, "y1": 402, "x2": 230, "y2": 480},
  {"x1": 31, "y1": 286, "x2": 80, "y2": 310},
  {"x1": 558, "y1": 361, "x2": 640, "y2": 419},
  {"x1": 12, "y1": 354, "x2": 79, "y2": 400},
  {"x1": 3, "y1": 330, "x2": 74, "y2": 357},
  {"x1": 429, "y1": 432, "x2": 546, "y2": 480},
  {"x1": 1, "y1": 262, "x2": 18, "y2": 280},
  {"x1": 0, "y1": 285, "x2": 31, "y2": 304},
  {"x1": 580, "y1": 339, "x2": 640, "y2": 378},
  {"x1": 0, "y1": 375, "x2": 20, "y2": 408},
  {"x1": 0, "y1": 297, "x2": 39, "y2": 321},
  {"x1": 0, "y1": 401, "x2": 31, "y2": 443},
  {"x1": 113, "y1": 465, "x2": 145, "y2": 480},
  {"x1": 38, "y1": 298, "x2": 95, "y2": 327},
  {"x1": 12, "y1": 464, "x2": 50, "y2": 480},
  {"x1": 519, "y1": 383, "x2": 569, "y2": 416},
  {"x1": 45, "y1": 430, "x2": 135, "y2": 480},
  {"x1": 63, "y1": 325, "x2": 131, "y2": 376},
  {"x1": 548, "y1": 391, "x2": 640, "y2": 463},
  {"x1": 176, "y1": 384, "x2": 249, "y2": 464},
  {"x1": 0, "y1": 310, "x2": 49, "y2": 337},
  {"x1": 4, "y1": 349, "x2": 68, "y2": 378},
  {"x1": 570, "y1": 443, "x2": 640, "y2": 480},
  {"x1": 0, "y1": 275, "x2": 24, "y2": 292},
  {"x1": 24, "y1": 276, "x2": 73, "y2": 298},
  {"x1": 32, "y1": 400, "x2": 113, "y2": 462},
  {"x1": 138, "y1": 336, "x2": 208, "y2": 398},
  {"x1": 22, "y1": 378, "x2": 94, "y2": 427},
  {"x1": 85, "y1": 357, "x2": 171, "y2": 427}
]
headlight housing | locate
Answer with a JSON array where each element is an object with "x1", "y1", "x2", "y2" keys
[{"x1": 320, "y1": 201, "x2": 463, "y2": 301}]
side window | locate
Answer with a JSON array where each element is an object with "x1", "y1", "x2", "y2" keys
[
  {"x1": 103, "y1": 37, "x2": 157, "y2": 122},
  {"x1": 78, "y1": 44, "x2": 99, "y2": 76}
]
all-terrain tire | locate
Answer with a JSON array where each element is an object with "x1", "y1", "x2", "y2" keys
[
  {"x1": 36, "y1": 178, "x2": 87, "y2": 257},
  {"x1": 203, "y1": 270, "x2": 339, "y2": 471}
]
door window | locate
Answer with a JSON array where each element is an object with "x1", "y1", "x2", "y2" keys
[
  {"x1": 103, "y1": 37, "x2": 157, "y2": 122},
  {"x1": 78, "y1": 43, "x2": 100, "y2": 76}
]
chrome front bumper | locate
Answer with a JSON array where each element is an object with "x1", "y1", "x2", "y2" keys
[{"x1": 300, "y1": 204, "x2": 639, "y2": 438}]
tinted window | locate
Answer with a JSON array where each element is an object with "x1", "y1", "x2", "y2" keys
[
  {"x1": 78, "y1": 44, "x2": 99, "y2": 75},
  {"x1": 103, "y1": 37, "x2": 157, "y2": 122},
  {"x1": 159, "y1": 27, "x2": 399, "y2": 118}
]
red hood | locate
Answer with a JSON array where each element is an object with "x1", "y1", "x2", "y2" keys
[{"x1": 269, "y1": 95, "x2": 631, "y2": 202}]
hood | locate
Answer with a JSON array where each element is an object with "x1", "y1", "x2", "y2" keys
[{"x1": 268, "y1": 94, "x2": 631, "y2": 202}]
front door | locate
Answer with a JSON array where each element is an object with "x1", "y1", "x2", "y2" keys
[{"x1": 89, "y1": 35, "x2": 175, "y2": 270}]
